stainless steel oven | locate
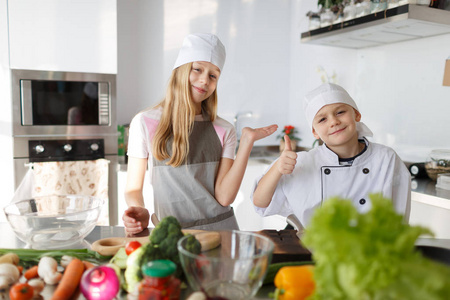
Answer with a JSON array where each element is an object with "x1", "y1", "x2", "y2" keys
[{"x1": 11, "y1": 69, "x2": 119, "y2": 225}]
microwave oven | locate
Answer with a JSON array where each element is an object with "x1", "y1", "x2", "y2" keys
[{"x1": 11, "y1": 69, "x2": 117, "y2": 137}]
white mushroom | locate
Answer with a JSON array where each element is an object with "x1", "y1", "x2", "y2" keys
[
  {"x1": 28, "y1": 278, "x2": 45, "y2": 297},
  {"x1": 38, "y1": 257, "x2": 62, "y2": 285},
  {"x1": 60, "y1": 255, "x2": 74, "y2": 268},
  {"x1": 0, "y1": 263, "x2": 20, "y2": 289},
  {"x1": 186, "y1": 291, "x2": 207, "y2": 300}
]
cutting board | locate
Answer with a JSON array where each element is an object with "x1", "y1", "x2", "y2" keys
[
  {"x1": 256, "y1": 229, "x2": 312, "y2": 263},
  {"x1": 91, "y1": 229, "x2": 221, "y2": 256}
]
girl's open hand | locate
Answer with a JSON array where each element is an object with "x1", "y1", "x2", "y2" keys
[{"x1": 240, "y1": 124, "x2": 278, "y2": 143}]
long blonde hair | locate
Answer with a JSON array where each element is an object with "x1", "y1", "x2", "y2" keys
[{"x1": 152, "y1": 63, "x2": 218, "y2": 167}]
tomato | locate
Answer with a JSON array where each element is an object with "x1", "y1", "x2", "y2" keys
[
  {"x1": 125, "y1": 240, "x2": 142, "y2": 255},
  {"x1": 9, "y1": 283, "x2": 34, "y2": 300}
]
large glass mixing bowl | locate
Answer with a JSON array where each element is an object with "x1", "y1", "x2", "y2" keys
[
  {"x1": 178, "y1": 230, "x2": 274, "y2": 299},
  {"x1": 3, "y1": 195, "x2": 104, "y2": 249}
]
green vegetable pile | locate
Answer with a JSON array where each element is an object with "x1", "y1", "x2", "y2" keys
[
  {"x1": 302, "y1": 194, "x2": 450, "y2": 300},
  {"x1": 0, "y1": 248, "x2": 111, "y2": 268},
  {"x1": 124, "y1": 216, "x2": 201, "y2": 293}
]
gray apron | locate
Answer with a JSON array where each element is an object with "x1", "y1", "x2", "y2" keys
[{"x1": 152, "y1": 113, "x2": 239, "y2": 231}]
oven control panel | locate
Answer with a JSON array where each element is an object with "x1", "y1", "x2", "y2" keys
[{"x1": 29, "y1": 139, "x2": 105, "y2": 162}]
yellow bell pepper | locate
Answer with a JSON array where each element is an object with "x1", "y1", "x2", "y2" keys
[{"x1": 273, "y1": 265, "x2": 315, "y2": 300}]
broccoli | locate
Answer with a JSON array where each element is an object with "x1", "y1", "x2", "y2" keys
[
  {"x1": 150, "y1": 216, "x2": 183, "y2": 245},
  {"x1": 124, "y1": 216, "x2": 202, "y2": 292},
  {"x1": 184, "y1": 234, "x2": 202, "y2": 254}
]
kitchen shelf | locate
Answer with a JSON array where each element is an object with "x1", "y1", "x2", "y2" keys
[{"x1": 300, "y1": 4, "x2": 450, "y2": 48}]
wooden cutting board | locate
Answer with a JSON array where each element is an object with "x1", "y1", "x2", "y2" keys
[
  {"x1": 91, "y1": 229, "x2": 221, "y2": 256},
  {"x1": 256, "y1": 229, "x2": 312, "y2": 263}
]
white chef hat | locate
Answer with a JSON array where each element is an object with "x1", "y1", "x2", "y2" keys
[
  {"x1": 303, "y1": 83, "x2": 373, "y2": 138},
  {"x1": 173, "y1": 33, "x2": 226, "y2": 71}
]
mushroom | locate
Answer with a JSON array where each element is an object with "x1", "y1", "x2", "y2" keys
[
  {"x1": 60, "y1": 255, "x2": 74, "y2": 268},
  {"x1": 0, "y1": 263, "x2": 20, "y2": 289},
  {"x1": 28, "y1": 278, "x2": 45, "y2": 297},
  {"x1": 38, "y1": 257, "x2": 62, "y2": 285}
]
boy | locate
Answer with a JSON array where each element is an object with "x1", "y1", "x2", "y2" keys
[{"x1": 252, "y1": 83, "x2": 411, "y2": 228}]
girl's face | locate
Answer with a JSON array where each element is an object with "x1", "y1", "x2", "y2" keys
[
  {"x1": 312, "y1": 103, "x2": 361, "y2": 148},
  {"x1": 189, "y1": 61, "x2": 220, "y2": 111}
]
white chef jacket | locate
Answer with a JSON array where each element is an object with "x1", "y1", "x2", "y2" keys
[{"x1": 251, "y1": 139, "x2": 411, "y2": 227}]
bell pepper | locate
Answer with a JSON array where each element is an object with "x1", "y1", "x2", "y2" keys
[{"x1": 273, "y1": 265, "x2": 315, "y2": 300}]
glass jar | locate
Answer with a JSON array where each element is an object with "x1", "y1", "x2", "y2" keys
[
  {"x1": 320, "y1": 9, "x2": 335, "y2": 27},
  {"x1": 309, "y1": 15, "x2": 321, "y2": 30},
  {"x1": 344, "y1": 0, "x2": 356, "y2": 21},
  {"x1": 425, "y1": 149, "x2": 450, "y2": 181},
  {"x1": 138, "y1": 260, "x2": 181, "y2": 300},
  {"x1": 371, "y1": 0, "x2": 388, "y2": 13}
]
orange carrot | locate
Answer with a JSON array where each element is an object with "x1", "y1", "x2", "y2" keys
[
  {"x1": 50, "y1": 258, "x2": 85, "y2": 300},
  {"x1": 23, "y1": 265, "x2": 39, "y2": 280},
  {"x1": 82, "y1": 260, "x2": 95, "y2": 270},
  {"x1": 16, "y1": 265, "x2": 24, "y2": 275}
]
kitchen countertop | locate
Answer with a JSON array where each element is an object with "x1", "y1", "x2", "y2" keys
[
  {"x1": 2, "y1": 223, "x2": 450, "y2": 299},
  {"x1": 411, "y1": 177, "x2": 450, "y2": 201}
]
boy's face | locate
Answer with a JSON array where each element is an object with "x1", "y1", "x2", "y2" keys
[{"x1": 312, "y1": 103, "x2": 361, "y2": 148}]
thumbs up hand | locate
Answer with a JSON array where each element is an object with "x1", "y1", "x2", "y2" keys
[{"x1": 277, "y1": 135, "x2": 298, "y2": 175}]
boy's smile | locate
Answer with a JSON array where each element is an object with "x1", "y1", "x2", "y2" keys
[{"x1": 312, "y1": 103, "x2": 361, "y2": 155}]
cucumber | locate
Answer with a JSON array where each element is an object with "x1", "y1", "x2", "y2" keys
[{"x1": 263, "y1": 261, "x2": 314, "y2": 285}]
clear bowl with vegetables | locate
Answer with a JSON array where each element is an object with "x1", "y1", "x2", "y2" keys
[
  {"x1": 3, "y1": 195, "x2": 104, "y2": 249},
  {"x1": 178, "y1": 230, "x2": 274, "y2": 299}
]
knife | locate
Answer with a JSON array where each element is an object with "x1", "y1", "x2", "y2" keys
[{"x1": 286, "y1": 214, "x2": 304, "y2": 239}]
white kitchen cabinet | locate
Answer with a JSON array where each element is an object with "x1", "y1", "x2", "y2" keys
[
  {"x1": 8, "y1": 0, "x2": 117, "y2": 74},
  {"x1": 231, "y1": 159, "x2": 287, "y2": 231},
  {"x1": 409, "y1": 191, "x2": 450, "y2": 239}
]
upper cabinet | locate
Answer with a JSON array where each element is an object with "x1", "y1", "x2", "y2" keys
[
  {"x1": 8, "y1": 0, "x2": 117, "y2": 74},
  {"x1": 300, "y1": 4, "x2": 450, "y2": 48}
]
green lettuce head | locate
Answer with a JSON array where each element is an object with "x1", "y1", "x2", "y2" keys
[{"x1": 302, "y1": 194, "x2": 450, "y2": 300}]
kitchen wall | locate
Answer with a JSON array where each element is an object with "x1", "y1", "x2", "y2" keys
[
  {"x1": 289, "y1": 1, "x2": 450, "y2": 162},
  {"x1": 117, "y1": 0, "x2": 450, "y2": 163},
  {"x1": 116, "y1": 0, "x2": 354, "y2": 146}
]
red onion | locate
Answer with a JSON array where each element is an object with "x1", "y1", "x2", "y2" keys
[{"x1": 80, "y1": 265, "x2": 120, "y2": 300}]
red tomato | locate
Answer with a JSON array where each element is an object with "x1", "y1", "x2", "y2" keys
[
  {"x1": 9, "y1": 283, "x2": 34, "y2": 300},
  {"x1": 125, "y1": 240, "x2": 142, "y2": 255}
]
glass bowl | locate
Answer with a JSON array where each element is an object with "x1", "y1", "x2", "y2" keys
[
  {"x1": 3, "y1": 195, "x2": 104, "y2": 249},
  {"x1": 178, "y1": 230, "x2": 274, "y2": 299}
]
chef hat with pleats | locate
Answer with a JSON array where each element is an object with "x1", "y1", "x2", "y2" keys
[
  {"x1": 173, "y1": 33, "x2": 226, "y2": 71},
  {"x1": 303, "y1": 83, "x2": 373, "y2": 138}
]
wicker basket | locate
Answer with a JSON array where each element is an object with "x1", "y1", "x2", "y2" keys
[{"x1": 425, "y1": 164, "x2": 450, "y2": 181}]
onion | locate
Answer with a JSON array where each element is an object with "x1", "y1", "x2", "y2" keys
[{"x1": 80, "y1": 265, "x2": 120, "y2": 300}]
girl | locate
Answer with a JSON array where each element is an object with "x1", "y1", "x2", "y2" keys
[{"x1": 123, "y1": 33, "x2": 277, "y2": 234}]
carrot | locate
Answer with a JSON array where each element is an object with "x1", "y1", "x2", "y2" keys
[
  {"x1": 50, "y1": 258, "x2": 85, "y2": 300},
  {"x1": 16, "y1": 265, "x2": 24, "y2": 275},
  {"x1": 82, "y1": 260, "x2": 95, "y2": 270},
  {"x1": 23, "y1": 265, "x2": 39, "y2": 280}
]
